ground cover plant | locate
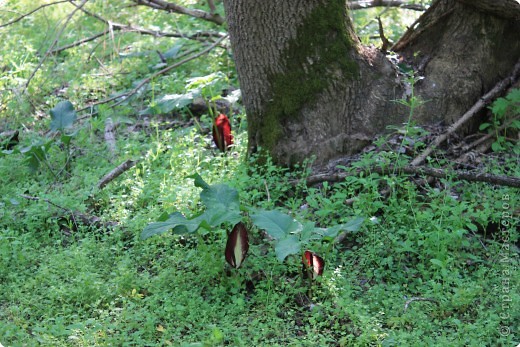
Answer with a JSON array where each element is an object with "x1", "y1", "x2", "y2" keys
[{"x1": 1, "y1": 1, "x2": 519, "y2": 346}]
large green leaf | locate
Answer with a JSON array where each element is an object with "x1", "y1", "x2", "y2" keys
[
  {"x1": 200, "y1": 184, "x2": 240, "y2": 212},
  {"x1": 274, "y1": 235, "x2": 300, "y2": 261},
  {"x1": 322, "y1": 217, "x2": 365, "y2": 239},
  {"x1": 163, "y1": 44, "x2": 183, "y2": 59},
  {"x1": 251, "y1": 210, "x2": 302, "y2": 240},
  {"x1": 141, "y1": 212, "x2": 190, "y2": 239},
  {"x1": 200, "y1": 204, "x2": 242, "y2": 228},
  {"x1": 141, "y1": 176, "x2": 242, "y2": 239},
  {"x1": 139, "y1": 92, "x2": 196, "y2": 115},
  {"x1": 188, "y1": 173, "x2": 240, "y2": 211},
  {"x1": 343, "y1": 217, "x2": 365, "y2": 231},
  {"x1": 50, "y1": 100, "x2": 77, "y2": 131}
]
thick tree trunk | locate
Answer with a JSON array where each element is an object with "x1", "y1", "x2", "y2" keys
[{"x1": 224, "y1": 0, "x2": 520, "y2": 166}]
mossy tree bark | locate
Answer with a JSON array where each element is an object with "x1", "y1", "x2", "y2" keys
[{"x1": 223, "y1": 0, "x2": 520, "y2": 166}]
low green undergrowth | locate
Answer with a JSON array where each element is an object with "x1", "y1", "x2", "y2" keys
[{"x1": 1, "y1": 116, "x2": 518, "y2": 346}]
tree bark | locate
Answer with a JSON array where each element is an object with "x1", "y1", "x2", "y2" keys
[{"x1": 223, "y1": 0, "x2": 520, "y2": 166}]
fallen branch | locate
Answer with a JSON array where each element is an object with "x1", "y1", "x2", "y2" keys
[
  {"x1": 132, "y1": 0, "x2": 224, "y2": 25},
  {"x1": 78, "y1": 34, "x2": 227, "y2": 114},
  {"x1": 349, "y1": 0, "x2": 427, "y2": 11},
  {"x1": 0, "y1": 0, "x2": 70, "y2": 28},
  {"x1": 20, "y1": 194, "x2": 70, "y2": 212},
  {"x1": 50, "y1": 10, "x2": 225, "y2": 54},
  {"x1": 20, "y1": 194, "x2": 118, "y2": 234},
  {"x1": 304, "y1": 165, "x2": 520, "y2": 188},
  {"x1": 461, "y1": 118, "x2": 518, "y2": 153},
  {"x1": 403, "y1": 297, "x2": 439, "y2": 312},
  {"x1": 411, "y1": 59, "x2": 520, "y2": 166},
  {"x1": 97, "y1": 159, "x2": 138, "y2": 189},
  {"x1": 23, "y1": 0, "x2": 89, "y2": 92},
  {"x1": 50, "y1": 25, "x2": 223, "y2": 54}
]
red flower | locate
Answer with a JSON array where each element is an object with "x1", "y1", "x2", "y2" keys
[
  {"x1": 302, "y1": 250, "x2": 324, "y2": 280},
  {"x1": 213, "y1": 114, "x2": 233, "y2": 152},
  {"x1": 225, "y1": 222, "x2": 249, "y2": 269}
]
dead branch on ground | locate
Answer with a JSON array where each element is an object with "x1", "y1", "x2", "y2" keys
[
  {"x1": 20, "y1": 195, "x2": 118, "y2": 233},
  {"x1": 77, "y1": 34, "x2": 228, "y2": 115},
  {"x1": 303, "y1": 165, "x2": 520, "y2": 188},
  {"x1": 207, "y1": 0, "x2": 217, "y2": 14},
  {"x1": 50, "y1": 26, "x2": 223, "y2": 54},
  {"x1": 54, "y1": 3, "x2": 224, "y2": 54},
  {"x1": 411, "y1": 59, "x2": 520, "y2": 166},
  {"x1": 23, "y1": 0, "x2": 89, "y2": 92},
  {"x1": 461, "y1": 118, "x2": 518, "y2": 153},
  {"x1": 97, "y1": 159, "x2": 138, "y2": 189}
]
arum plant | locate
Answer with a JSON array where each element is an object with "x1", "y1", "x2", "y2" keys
[
  {"x1": 225, "y1": 222, "x2": 249, "y2": 269},
  {"x1": 141, "y1": 174, "x2": 364, "y2": 275},
  {"x1": 302, "y1": 250, "x2": 324, "y2": 280},
  {"x1": 302, "y1": 250, "x2": 325, "y2": 298}
]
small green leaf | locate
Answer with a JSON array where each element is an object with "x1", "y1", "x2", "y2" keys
[
  {"x1": 479, "y1": 123, "x2": 491, "y2": 131},
  {"x1": 50, "y1": 100, "x2": 77, "y2": 131},
  {"x1": 251, "y1": 210, "x2": 302, "y2": 240},
  {"x1": 187, "y1": 173, "x2": 210, "y2": 190},
  {"x1": 430, "y1": 258, "x2": 444, "y2": 268},
  {"x1": 342, "y1": 217, "x2": 365, "y2": 232},
  {"x1": 505, "y1": 88, "x2": 520, "y2": 102},
  {"x1": 490, "y1": 98, "x2": 509, "y2": 118},
  {"x1": 274, "y1": 235, "x2": 300, "y2": 261},
  {"x1": 163, "y1": 44, "x2": 183, "y2": 59},
  {"x1": 491, "y1": 141, "x2": 504, "y2": 152}
]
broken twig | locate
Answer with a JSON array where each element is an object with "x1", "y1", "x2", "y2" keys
[
  {"x1": 303, "y1": 165, "x2": 520, "y2": 188},
  {"x1": 411, "y1": 59, "x2": 520, "y2": 166},
  {"x1": 97, "y1": 159, "x2": 137, "y2": 189}
]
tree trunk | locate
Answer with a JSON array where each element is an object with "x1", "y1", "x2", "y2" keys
[{"x1": 223, "y1": 0, "x2": 520, "y2": 166}]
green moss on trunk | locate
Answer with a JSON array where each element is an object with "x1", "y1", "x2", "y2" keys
[{"x1": 258, "y1": 0, "x2": 360, "y2": 152}]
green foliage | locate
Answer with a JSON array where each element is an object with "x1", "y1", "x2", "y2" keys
[
  {"x1": 480, "y1": 88, "x2": 520, "y2": 154},
  {"x1": 1, "y1": 1, "x2": 517, "y2": 346},
  {"x1": 143, "y1": 173, "x2": 364, "y2": 263},
  {"x1": 50, "y1": 100, "x2": 77, "y2": 131},
  {"x1": 141, "y1": 173, "x2": 242, "y2": 239},
  {"x1": 1, "y1": 100, "x2": 79, "y2": 173}
]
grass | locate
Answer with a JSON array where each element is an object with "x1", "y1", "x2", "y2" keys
[
  {"x1": 1, "y1": 1, "x2": 518, "y2": 346},
  {"x1": 1, "y1": 126, "x2": 518, "y2": 345}
]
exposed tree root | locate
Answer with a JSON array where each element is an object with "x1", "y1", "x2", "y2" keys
[{"x1": 411, "y1": 59, "x2": 520, "y2": 166}]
